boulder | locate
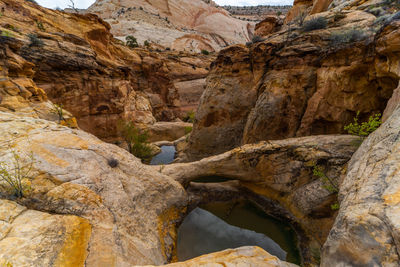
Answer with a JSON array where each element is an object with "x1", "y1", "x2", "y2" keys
[
  {"x1": 142, "y1": 246, "x2": 298, "y2": 267},
  {"x1": 0, "y1": 111, "x2": 187, "y2": 266},
  {"x1": 144, "y1": 121, "x2": 193, "y2": 142}
]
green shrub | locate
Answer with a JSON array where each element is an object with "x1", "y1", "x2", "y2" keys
[
  {"x1": 331, "y1": 202, "x2": 340, "y2": 210},
  {"x1": 313, "y1": 164, "x2": 338, "y2": 193},
  {"x1": 117, "y1": 120, "x2": 153, "y2": 162},
  {"x1": 302, "y1": 17, "x2": 327, "y2": 32},
  {"x1": 144, "y1": 40, "x2": 150, "y2": 47},
  {"x1": 184, "y1": 126, "x2": 192, "y2": 135},
  {"x1": 0, "y1": 30, "x2": 13, "y2": 37},
  {"x1": 36, "y1": 21, "x2": 45, "y2": 31},
  {"x1": 126, "y1": 35, "x2": 138, "y2": 48},
  {"x1": 27, "y1": 33, "x2": 44, "y2": 47},
  {"x1": 333, "y1": 12, "x2": 346, "y2": 22},
  {"x1": 0, "y1": 148, "x2": 35, "y2": 198},
  {"x1": 295, "y1": 11, "x2": 307, "y2": 26},
  {"x1": 344, "y1": 112, "x2": 382, "y2": 137},
  {"x1": 329, "y1": 28, "x2": 367, "y2": 46},
  {"x1": 51, "y1": 103, "x2": 64, "y2": 122},
  {"x1": 183, "y1": 111, "x2": 195, "y2": 123},
  {"x1": 201, "y1": 49, "x2": 209, "y2": 55}
]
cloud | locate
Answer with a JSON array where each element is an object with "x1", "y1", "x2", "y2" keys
[
  {"x1": 36, "y1": 0, "x2": 96, "y2": 9},
  {"x1": 37, "y1": 0, "x2": 293, "y2": 9}
]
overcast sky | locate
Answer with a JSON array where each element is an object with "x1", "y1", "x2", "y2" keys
[{"x1": 37, "y1": 0, "x2": 293, "y2": 9}]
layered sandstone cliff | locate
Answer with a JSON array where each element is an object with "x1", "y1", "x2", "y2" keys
[
  {"x1": 0, "y1": 0, "x2": 213, "y2": 142},
  {"x1": 86, "y1": 0, "x2": 254, "y2": 52},
  {"x1": 186, "y1": 0, "x2": 400, "y2": 160}
]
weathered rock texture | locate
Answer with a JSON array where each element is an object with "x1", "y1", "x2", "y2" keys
[
  {"x1": 0, "y1": 0, "x2": 213, "y2": 142},
  {"x1": 159, "y1": 135, "x2": 359, "y2": 258},
  {"x1": 255, "y1": 16, "x2": 283, "y2": 36},
  {"x1": 144, "y1": 246, "x2": 298, "y2": 267},
  {"x1": 321, "y1": 107, "x2": 400, "y2": 265},
  {"x1": 0, "y1": 200, "x2": 91, "y2": 267},
  {"x1": 186, "y1": 2, "x2": 400, "y2": 160},
  {"x1": 87, "y1": 0, "x2": 254, "y2": 52},
  {"x1": 0, "y1": 111, "x2": 187, "y2": 266}
]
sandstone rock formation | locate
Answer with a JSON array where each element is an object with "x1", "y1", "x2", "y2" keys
[
  {"x1": 321, "y1": 105, "x2": 400, "y2": 266},
  {"x1": 144, "y1": 121, "x2": 193, "y2": 142},
  {"x1": 255, "y1": 16, "x2": 283, "y2": 36},
  {"x1": 144, "y1": 246, "x2": 298, "y2": 267},
  {"x1": 186, "y1": 2, "x2": 400, "y2": 160},
  {"x1": 0, "y1": 110, "x2": 187, "y2": 266},
  {"x1": 0, "y1": 199, "x2": 91, "y2": 267},
  {"x1": 0, "y1": 0, "x2": 213, "y2": 142},
  {"x1": 87, "y1": 0, "x2": 254, "y2": 53},
  {"x1": 159, "y1": 134, "x2": 359, "y2": 262}
]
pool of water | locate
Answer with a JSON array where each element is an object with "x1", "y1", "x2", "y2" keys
[
  {"x1": 150, "y1": 145, "x2": 176, "y2": 165},
  {"x1": 177, "y1": 200, "x2": 301, "y2": 264}
]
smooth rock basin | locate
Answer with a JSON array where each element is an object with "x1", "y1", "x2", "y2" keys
[
  {"x1": 178, "y1": 201, "x2": 301, "y2": 264},
  {"x1": 150, "y1": 145, "x2": 176, "y2": 165}
]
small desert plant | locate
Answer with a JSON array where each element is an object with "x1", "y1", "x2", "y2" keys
[
  {"x1": 117, "y1": 120, "x2": 153, "y2": 162},
  {"x1": 344, "y1": 112, "x2": 382, "y2": 138},
  {"x1": 144, "y1": 40, "x2": 150, "y2": 47},
  {"x1": 0, "y1": 147, "x2": 35, "y2": 198},
  {"x1": 302, "y1": 17, "x2": 327, "y2": 32},
  {"x1": 368, "y1": 7, "x2": 385, "y2": 17},
  {"x1": 126, "y1": 35, "x2": 138, "y2": 48},
  {"x1": 183, "y1": 111, "x2": 195, "y2": 123},
  {"x1": 0, "y1": 30, "x2": 13, "y2": 37},
  {"x1": 333, "y1": 12, "x2": 346, "y2": 22},
  {"x1": 51, "y1": 103, "x2": 64, "y2": 122},
  {"x1": 329, "y1": 29, "x2": 367, "y2": 46},
  {"x1": 201, "y1": 49, "x2": 210, "y2": 55},
  {"x1": 295, "y1": 11, "x2": 307, "y2": 26},
  {"x1": 313, "y1": 164, "x2": 339, "y2": 193},
  {"x1": 331, "y1": 202, "x2": 340, "y2": 210},
  {"x1": 36, "y1": 21, "x2": 45, "y2": 31},
  {"x1": 184, "y1": 126, "x2": 193, "y2": 135},
  {"x1": 27, "y1": 33, "x2": 44, "y2": 47}
]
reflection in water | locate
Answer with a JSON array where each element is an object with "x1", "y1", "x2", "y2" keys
[
  {"x1": 150, "y1": 146, "x2": 176, "y2": 165},
  {"x1": 178, "y1": 201, "x2": 301, "y2": 264},
  {"x1": 178, "y1": 207, "x2": 286, "y2": 261}
]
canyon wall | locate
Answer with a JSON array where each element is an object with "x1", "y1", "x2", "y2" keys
[
  {"x1": 0, "y1": 0, "x2": 212, "y2": 142},
  {"x1": 186, "y1": 0, "x2": 400, "y2": 160}
]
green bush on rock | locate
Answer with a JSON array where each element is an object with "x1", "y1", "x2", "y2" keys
[
  {"x1": 0, "y1": 146, "x2": 35, "y2": 198},
  {"x1": 117, "y1": 120, "x2": 153, "y2": 162},
  {"x1": 344, "y1": 112, "x2": 382, "y2": 137}
]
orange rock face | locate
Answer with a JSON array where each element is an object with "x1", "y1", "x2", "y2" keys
[
  {"x1": 254, "y1": 16, "x2": 283, "y2": 37},
  {"x1": 0, "y1": 0, "x2": 213, "y2": 141},
  {"x1": 186, "y1": 7, "x2": 400, "y2": 160}
]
